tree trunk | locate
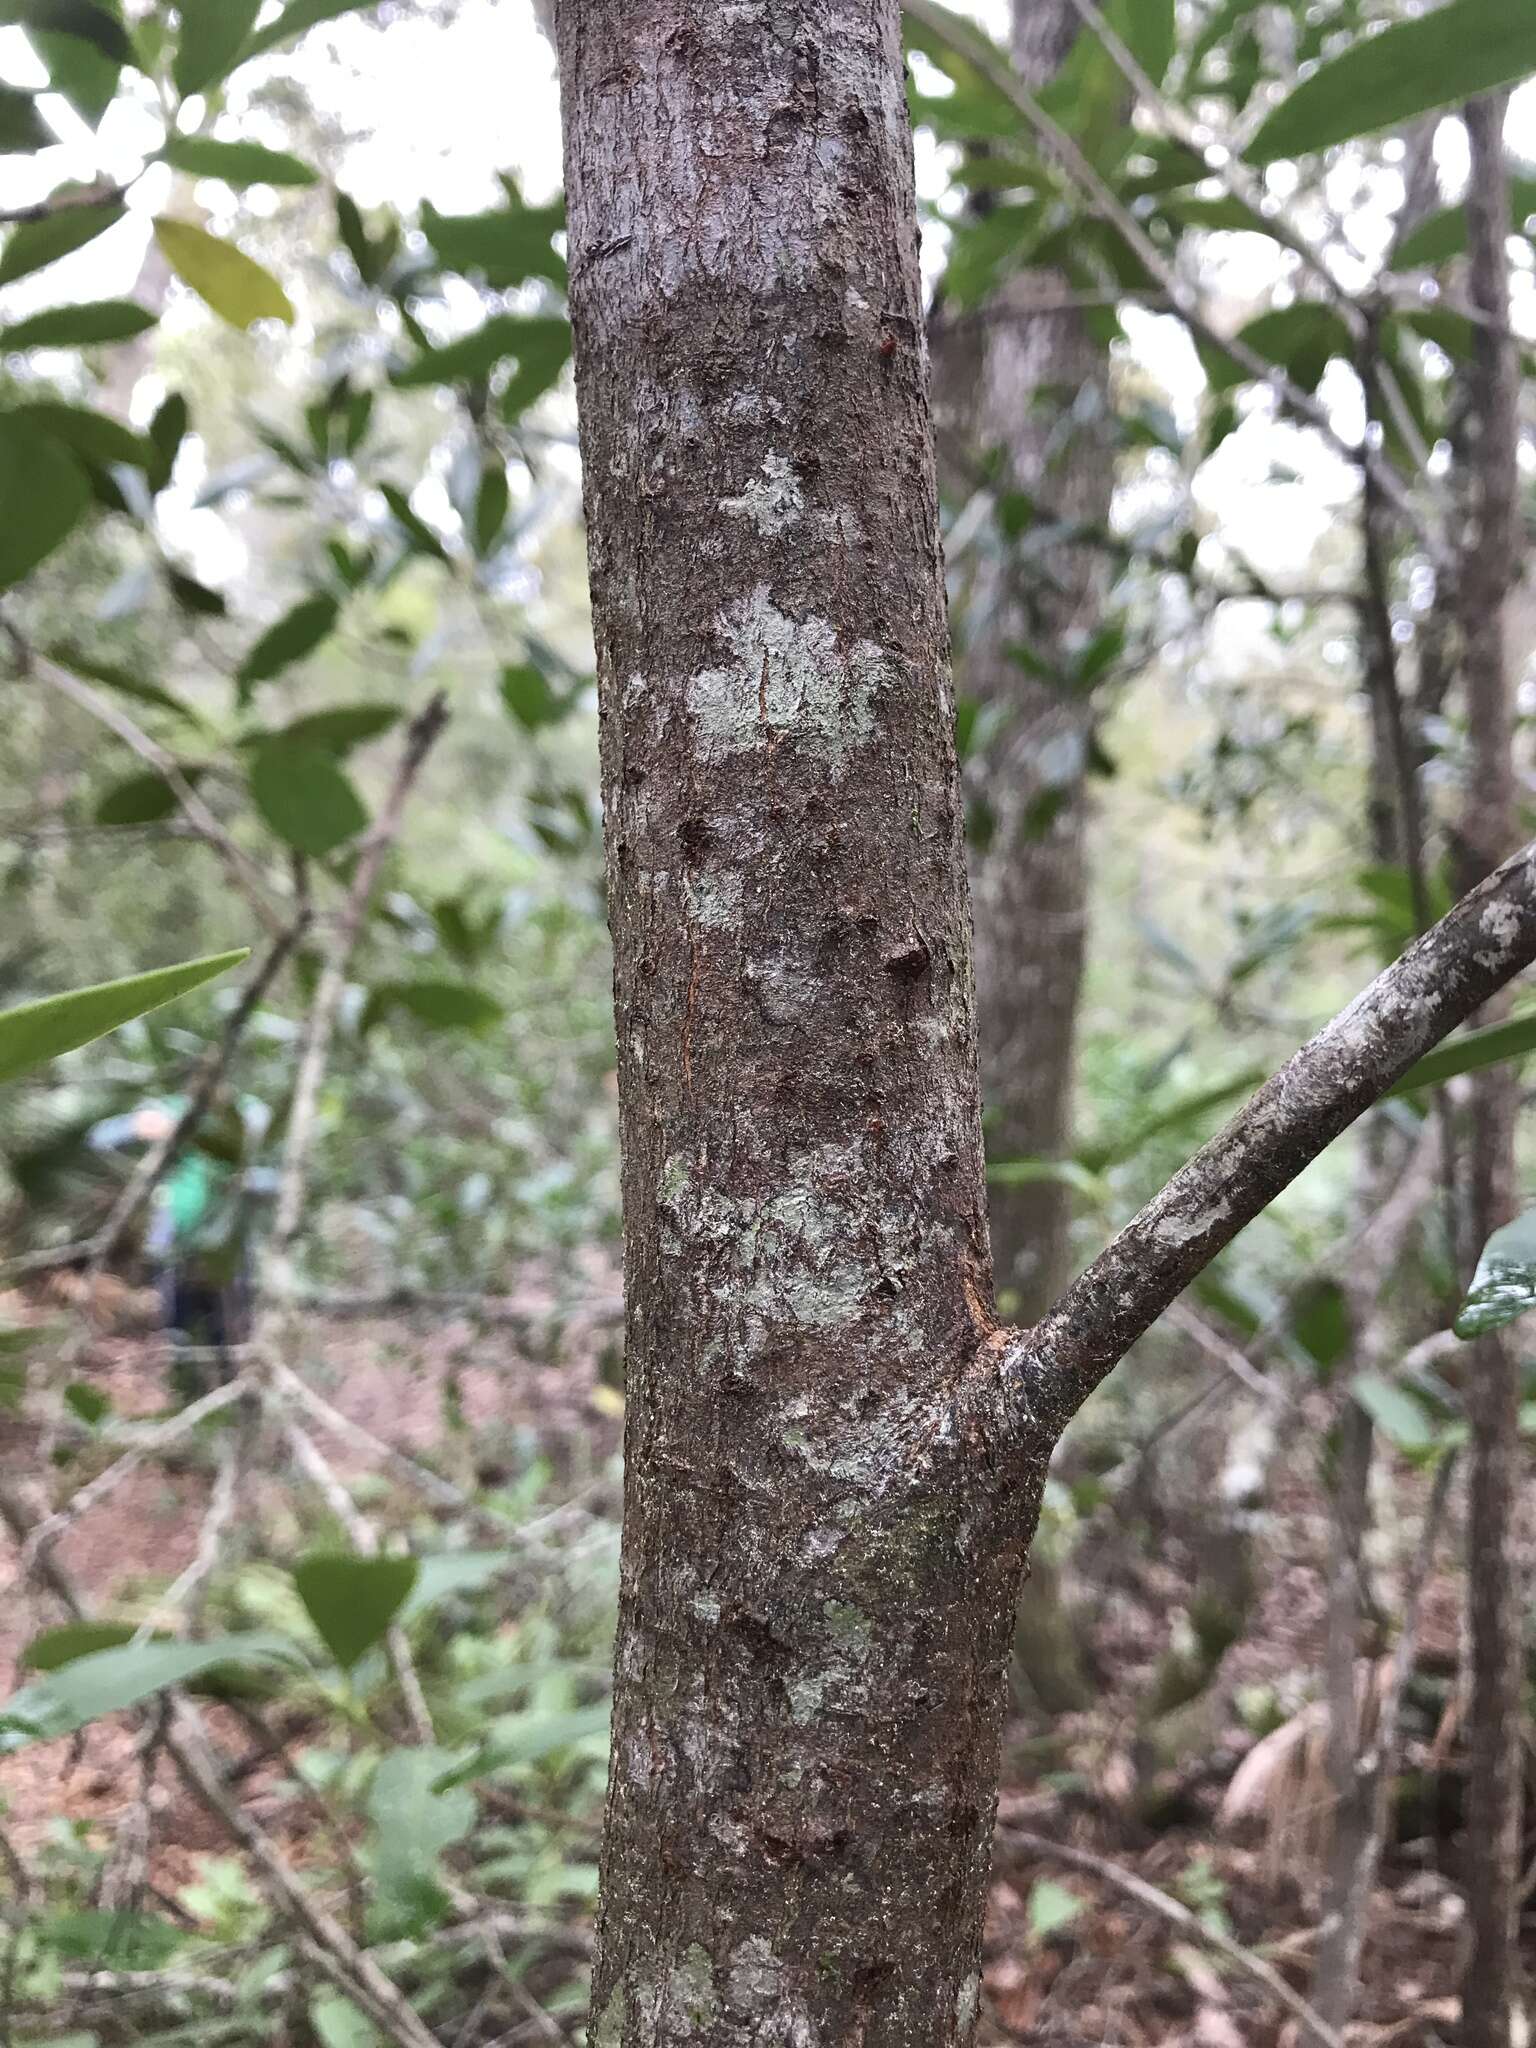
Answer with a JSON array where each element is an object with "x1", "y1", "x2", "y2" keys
[
  {"x1": 555, "y1": 5, "x2": 1040, "y2": 2039},
  {"x1": 554, "y1": 10, "x2": 1536, "y2": 2042},
  {"x1": 1458, "y1": 91, "x2": 1523, "y2": 2048},
  {"x1": 945, "y1": 0, "x2": 1110, "y2": 1323}
]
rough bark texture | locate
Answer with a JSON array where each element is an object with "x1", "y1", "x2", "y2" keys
[
  {"x1": 945, "y1": 0, "x2": 1110, "y2": 1323},
  {"x1": 555, "y1": 7, "x2": 1044, "y2": 2040},
  {"x1": 555, "y1": 12, "x2": 1536, "y2": 2042},
  {"x1": 1458, "y1": 92, "x2": 1523, "y2": 2048}
]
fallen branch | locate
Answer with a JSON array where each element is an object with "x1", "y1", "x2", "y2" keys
[{"x1": 999, "y1": 1829, "x2": 1342, "y2": 2048}]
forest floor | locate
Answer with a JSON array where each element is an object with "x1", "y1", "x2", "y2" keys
[{"x1": 0, "y1": 1283, "x2": 1507, "y2": 2047}]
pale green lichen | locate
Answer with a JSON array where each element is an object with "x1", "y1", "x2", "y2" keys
[
  {"x1": 725, "y1": 1935, "x2": 783, "y2": 2014},
  {"x1": 591, "y1": 1986, "x2": 626, "y2": 2048},
  {"x1": 956, "y1": 1970, "x2": 982, "y2": 2034},
  {"x1": 688, "y1": 584, "x2": 888, "y2": 774},
  {"x1": 721, "y1": 453, "x2": 803, "y2": 536},
  {"x1": 662, "y1": 1944, "x2": 718, "y2": 2035}
]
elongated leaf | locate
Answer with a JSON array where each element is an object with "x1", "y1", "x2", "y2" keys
[
  {"x1": 391, "y1": 311, "x2": 530, "y2": 388},
  {"x1": 1395, "y1": 174, "x2": 1536, "y2": 269},
  {"x1": 162, "y1": 136, "x2": 316, "y2": 187},
  {"x1": 19, "y1": 1, "x2": 126, "y2": 124},
  {"x1": 499, "y1": 661, "x2": 567, "y2": 731},
  {"x1": 47, "y1": 644, "x2": 203, "y2": 727},
  {"x1": 1350, "y1": 1371, "x2": 1439, "y2": 1453},
  {"x1": 0, "y1": 195, "x2": 123, "y2": 285},
  {"x1": 236, "y1": 592, "x2": 339, "y2": 690},
  {"x1": 397, "y1": 1550, "x2": 508, "y2": 1623},
  {"x1": 0, "y1": 1631, "x2": 299, "y2": 1752},
  {"x1": 292, "y1": 1552, "x2": 418, "y2": 1671},
  {"x1": 420, "y1": 196, "x2": 566, "y2": 290},
  {"x1": 359, "y1": 980, "x2": 504, "y2": 1036},
  {"x1": 1455, "y1": 1208, "x2": 1536, "y2": 1339},
  {"x1": 95, "y1": 764, "x2": 206, "y2": 825},
  {"x1": 381, "y1": 483, "x2": 451, "y2": 563},
  {"x1": 21, "y1": 1621, "x2": 135, "y2": 1671},
  {"x1": 1250, "y1": 0, "x2": 1536, "y2": 165},
  {"x1": 0, "y1": 949, "x2": 247, "y2": 1084},
  {"x1": 261, "y1": 704, "x2": 400, "y2": 755},
  {"x1": 1206, "y1": 302, "x2": 1353, "y2": 396},
  {"x1": 241, "y1": 0, "x2": 379, "y2": 62},
  {"x1": 172, "y1": 0, "x2": 260, "y2": 94},
  {"x1": 3, "y1": 0, "x2": 129, "y2": 61},
  {"x1": 0, "y1": 82, "x2": 52, "y2": 151},
  {"x1": 0, "y1": 416, "x2": 89, "y2": 585},
  {"x1": 12, "y1": 398, "x2": 149, "y2": 468},
  {"x1": 153, "y1": 215, "x2": 294, "y2": 329},
  {"x1": 367, "y1": 1747, "x2": 475, "y2": 1936},
  {"x1": 0, "y1": 297, "x2": 154, "y2": 347},
  {"x1": 249, "y1": 743, "x2": 366, "y2": 857},
  {"x1": 498, "y1": 315, "x2": 570, "y2": 420},
  {"x1": 1389, "y1": 1009, "x2": 1536, "y2": 1097},
  {"x1": 473, "y1": 462, "x2": 509, "y2": 556}
]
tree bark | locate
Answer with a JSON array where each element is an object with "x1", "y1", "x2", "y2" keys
[
  {"x1": 556, "y1": 6, "x2": 1039, "y2": 2039},
  {"x1": 554, "y1": 11, "x2": 1536, "y2": 2042},
  {"x1": 944, "y1": 0, "x2": 1110, "y2": 1322},
  {"x1": 1458, "y1": 91, "x2": 1523, "y2": 2048}
]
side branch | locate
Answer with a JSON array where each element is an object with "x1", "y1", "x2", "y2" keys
[{"x1": 1019, "y1": 837, "x2": 1536, "y2": 1433}]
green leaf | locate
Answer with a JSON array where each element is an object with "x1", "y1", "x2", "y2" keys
[
  {"x1": 0, "y1": 949, "x2": 247, "y2": 1084},
  {"x1": 397, "y1": 1549, "x2": 507, "y2": 1623},
  {"x1": 0, "y1": 296, "x2": 154, "y2": 347},
  {"x1": 391, "y1": 310, "x2": 530, "y2": 388},
  {"x1": 1205, "y1": 303, "x2": 1353, "y2": 395},
  {"x1": 236, "y1": 592, "x2": 339, "y2": 690},
  {"x1": 1027, "y1": 1879, "x2": 1085, "y2": 1941},
  {"x1": 1250, "y1": 0, "x2": 1536, "y2": 166},
  {"x1": 49, "y1": 646, "x2": 204, "y2": 728},
  {"x1": 380, "y1": 482, "x2": 451, "y2": 563},
  {"x1": 65, "y1": 1380, "x2": 110, "y2": 1425},
  {"x1": 1389, "y1": 1010, "x2": 1536, "y2": 1097},
  {"x1": 292, "y1": 1552, "x2": 418, "y2": 1671},
  {"x1": 17, "y1": 1, "x2": 127, "y2": 125},
  {"x1": 153, "y1": 215, "x2": 294, "y2": 330},
  {"x1": 310, "y1": 1993, "x2": 380, "y2": 2048},
  {"x1": 21, "y1": 1621, "x2": 135, "y2": 1671},
  {"x1": 11, "y1": 399, "x2": 149, "y2": 469},
  {"x1": 473, "y1": 462, "x2": 509, "y2": 557},
  {"x1": 0, "y1": 83, "x2": 53, "y2": 152},
  {"x1": 367, "y1": 1746, "x2": 475, "y2": 1936},
  {"x1": 1455, "y1": 1208, "x2": 1536, "y2": 1340},
  {"x1": 249, "y1": 743, "x2": 367, "y2": 858},
  {"x1": 985, "y1": 1156, "x2": 1110, "y2": 1204},
  {"x1": 241, "y1": 0, "x2": 381, "y2": 64},
  {"x1": 95, "y1": 764, "x2": 206, "y2": 825},
  {"x1": 1350, "y1": 1372, "x2": 1439, "y2": 1453},
  {"x1": 499, "y1": 661, "x2": 567, "y2": 731},
  {"x1": 161, "y1": 136, "x2": 317, "y2": 187},
  {"x1": 420, "y1": 196, "x2": 567, "y2": 290},
  {"x1": 1395, "y1": 174, "x2": 1536, "y2": 269},
  {"x1": 0, "y1": 1631, "x2": 299, "y2": 1752},
  {"x1": 261, "y1": 704, "x2": 401, "y2": 755},
  {"x1": 147, "y1": 388, "x2": 189, "y2": 491},
  {"x1": 359, "y1": 980, "x2": 505, "y2": 1037},
  {"x1": 0, "y1": 417, "x2": 89, "y2": 586},
  {"x1": 0, "y1": 195, "x2": 123, "y2": 284},
  {"x1": 498, "y1": 314, "x2": 571, "y2": 420},
  {"x1": 172, "y1": 0, "x2": 260, "y2": 95}
]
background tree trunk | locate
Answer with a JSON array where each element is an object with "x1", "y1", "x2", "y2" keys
[
  {"x1": 554, "y1": 6, "x2": 1041, "y2": 2040},
  {"x1": 1458, "y1": 90, "x2": 1523, "y2": 2048},
  {"x1": 939, "y1": 0, "x2": 1112, "y2": 1324}
]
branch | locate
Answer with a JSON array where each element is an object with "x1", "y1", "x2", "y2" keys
[
  {"x1": 998, "y1": 1829, "x2": 1343, "y2": 2048},
  {"x1": 37, "y1": 650, "x2": 289, "y2": 939},
  {"x1": 1020, "y1": 836, "x2": 1536, "y2": 1433}
]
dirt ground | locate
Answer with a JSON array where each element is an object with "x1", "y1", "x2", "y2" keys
[{"x1": 0, "y1": 1284, "x2": 1519, "y2": 2046}]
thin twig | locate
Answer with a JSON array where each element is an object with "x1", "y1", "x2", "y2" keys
[
  {"x1": 37, "y1": 650, "x2": 288, "y2": 937},
  {"x1": 999, "y1": 1829, "x2": 1343, "y2": 2048}
]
